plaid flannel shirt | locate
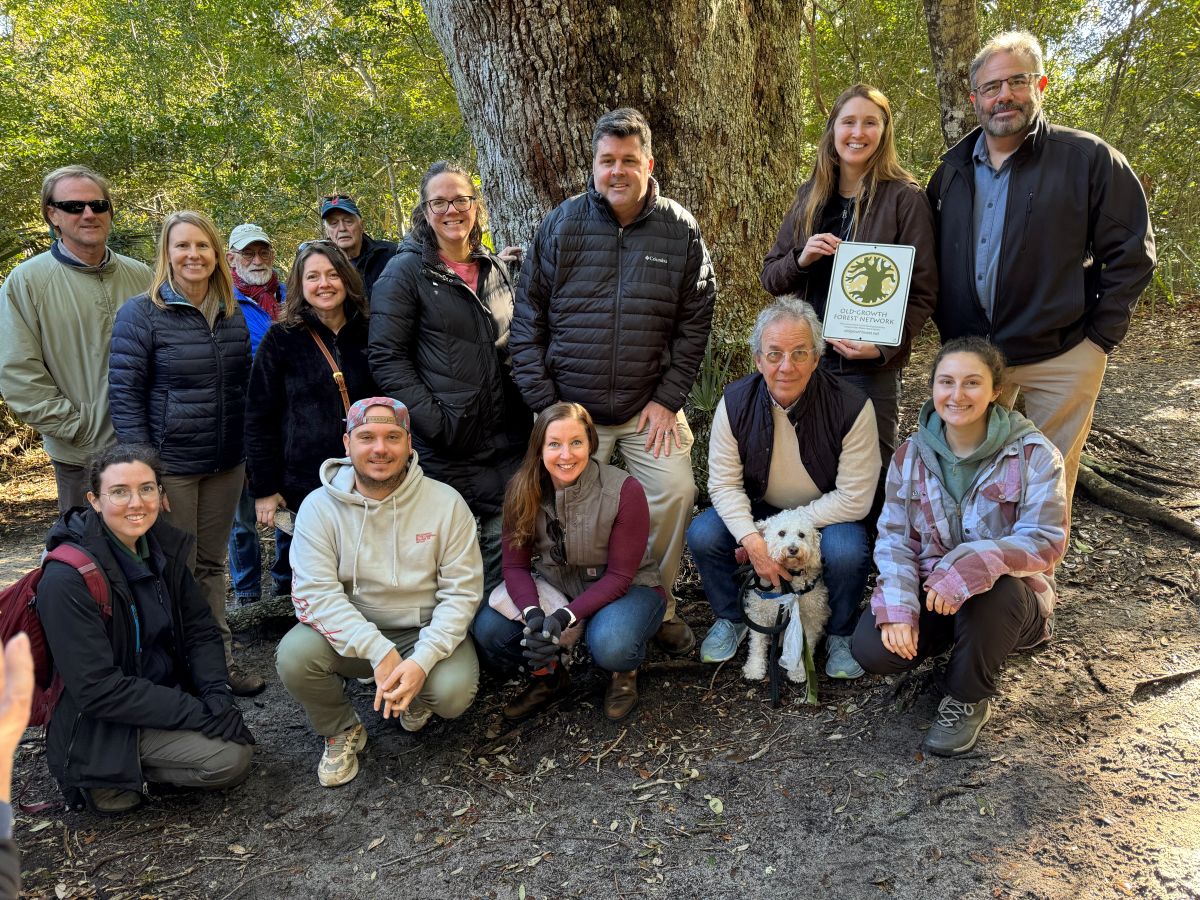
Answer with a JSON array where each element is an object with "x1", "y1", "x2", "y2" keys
[{"x1": 870, "y1": 431, "x2": 1068, "y2": 628}]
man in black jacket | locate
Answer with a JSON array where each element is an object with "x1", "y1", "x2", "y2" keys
[
  {"x1": 512, "y1": 108, "x2": 717, "y2": 654},
  {"x1": 927, "y1": 30, "x2": 1155, "y2": 522},
  {"x1": 319, "y1": 194, "x2": 399, "y2": 301}
]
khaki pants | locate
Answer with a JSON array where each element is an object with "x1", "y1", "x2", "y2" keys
[
  {"x1": 275, "y1": 622, "x2": 479, "y2": 737},
  {"x1": 593, "y1": 410, "x2": 697, "y2": 619},
  {"x1": 140, "y1": 728, "x2": 253, "y2": 789},
  {"x1": 160, "y1": 464, "x2": 245, "y2": 666},
  {"x1": 998, "y1": 338, "x2": 1107, "y2": 529}
]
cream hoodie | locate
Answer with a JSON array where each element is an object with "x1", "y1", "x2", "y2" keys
[{"x1": 289, "y1": 451, "x2": 483, "y2": 673}]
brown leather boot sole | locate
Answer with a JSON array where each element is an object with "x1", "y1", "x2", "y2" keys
[
  {"x1": 604, "y1": 670, "x2": 639, "y2": 721},
  {"x1": 229, "y1": 667, "x2": 267, "y2": 697},
  {"x1": 654, "y1": 616, "x2": 696, "y2": 656},
  {"x1": 502, "y1": 668, "x2": 571, "y2": 721}
]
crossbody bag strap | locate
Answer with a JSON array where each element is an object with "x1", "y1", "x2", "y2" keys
[{"x1": 306, "y1": 326, "x2": 351, "y2": 415}]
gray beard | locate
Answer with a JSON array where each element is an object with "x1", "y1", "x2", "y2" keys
[
  {"x1": 983, "y1": 100, "x2": 1037, "y2": 138},
  {"x1": 234, "y1": 265, "x2": 272, "y2": 286}
]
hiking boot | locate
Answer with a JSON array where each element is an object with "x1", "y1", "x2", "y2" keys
[
  {"x1": 502, "y1": 666, "x2": 570, "y2": 721},
  {"x1": 604, "y1": 670, "x2": 639, "y2": 721},
  {"x1": 318, "y1": 722, "x2": 368, "y2": 787},
  {"x1": 228, "y1": 665, "x2": 266, "y2": 697},
  {"x1": 654, "y1": 614, "x2": 696, "y2": 656},
  {"x1": 700, "y1": 618, "x2": 748, "y2": 663},
  {"x1": 235, "y1": 594, "x2": 261, "y2": 607},
  {"x1": 824, "y1": 634, "x2": 865, "y2": 679},
  {"x1": 399, "y1": 699, "x2": 433, "y2": 733},
  {"x1": 923, "y1": 696, "x2": 993, "y2": 757},
  {"x1": 88, "y1": 788, "x2": 142, "y2": 814}
]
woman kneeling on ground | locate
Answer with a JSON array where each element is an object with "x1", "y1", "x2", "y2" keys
[
  {"x1": 851, "y1": 337, "x2": 1067, "y2": 757},
  {"x1": 35, "y1": 444, "x2": 254, "y2": 814},
  {"x1": 472, "y1": 402, "x2": 666, "y2": 721}
]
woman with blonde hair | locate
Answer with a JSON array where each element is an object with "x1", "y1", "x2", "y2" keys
[
  {"x1": 471, "y1": 402, "x2": 665, "y2": 722},
  {"x1": 761, "y1": 83, "x2": 938, "y2": 463},
  {"x1": 109, "y1": 210, "x2": 262, "y2": 695}
]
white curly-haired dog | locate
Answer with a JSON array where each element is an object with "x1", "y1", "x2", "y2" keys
[{"x1": 742, "y1": 505, "x2": 830, "y2": 689}]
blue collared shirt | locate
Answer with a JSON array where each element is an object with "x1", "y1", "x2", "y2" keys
[{"x1": 971, "y1": 132, "x2": 1014, "y2": 321}]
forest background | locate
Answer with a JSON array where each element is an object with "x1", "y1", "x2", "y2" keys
[{"x1": 0, "y1": 0, "x2": 1195, "y2": 316}]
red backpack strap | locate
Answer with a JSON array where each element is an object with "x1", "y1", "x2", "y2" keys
[{"x1": 44, "y1": 544, "x2": 111, "y2": 617}]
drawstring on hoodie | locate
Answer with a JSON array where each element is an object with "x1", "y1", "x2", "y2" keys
[{"x1": 348, "y1": 491, "x2": 403, "y2": 597}]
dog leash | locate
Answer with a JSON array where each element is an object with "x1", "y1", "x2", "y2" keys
[{"x1": 736, "y1": 566, "x2": 823, "y2": 708}]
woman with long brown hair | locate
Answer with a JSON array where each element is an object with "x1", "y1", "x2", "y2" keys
[
  {"x1": 244, "y1": 241, "x2": 377, "y2": 590},
  {"x1": 471, "y1": 402, "x2": 665, "y2": 722},
  {"x1": 761, "y1": 83, "x2": 938, "y2": 462}
]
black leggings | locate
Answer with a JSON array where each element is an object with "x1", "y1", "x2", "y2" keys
[{"x1": 851, "y1": 574, "x2": 1045, "y2": 703}]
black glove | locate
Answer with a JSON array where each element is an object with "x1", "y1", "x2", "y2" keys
[
  {"x1": 201, "y1": 706, "x2": 257, "y2": 746},
  {"x1": 539, "y1": 608, "x2": 573, "y2": 641},
  {"x1": 521, "y1": 606, "x2": 546, "y2": 633},
  {"x1": 202, "y1": 692, "x2": 234, "y2": 719}
]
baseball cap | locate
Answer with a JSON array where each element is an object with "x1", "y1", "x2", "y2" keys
[
  {"x1": 319, "y1": 194, "x2": 362, "y2": 219},
  {"x1": 228, "y1": 223, "x2": 272, "y2": 251},
  {"x1": 346, "y1": 397, "x2": 410, "y2": 434}
]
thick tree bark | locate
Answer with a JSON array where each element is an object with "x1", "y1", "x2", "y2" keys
[
  {"x1": 923, "y1": 0, "x2": 979, "y2": 148},
  {"x1": 419, "y1": 0, "x2": 809, "y2": 335}
]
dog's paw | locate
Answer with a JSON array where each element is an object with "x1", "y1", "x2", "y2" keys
[
  {"x1": 742, "y1": 659, "x2": 767, "y2": 681},
  {"x1": 785, "y1": 666, "x2": 807, "y2": 684}
]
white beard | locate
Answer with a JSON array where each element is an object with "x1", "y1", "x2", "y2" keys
[{"x1": 234, "y1": 264, "x2": 273, "y2": 286}]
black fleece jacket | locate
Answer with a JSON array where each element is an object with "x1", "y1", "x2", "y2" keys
[{"x1": 35, "y1": 510, "x2": 228, "y2": 799}]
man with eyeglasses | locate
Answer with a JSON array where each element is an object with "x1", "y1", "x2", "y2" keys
[
  {"x1": 225, "y1": 224, "x2": 289, "y2": 607},
  {"x1": 927, "y1": 30, "x2": 1155, "y2": 522},
  {"x1": 512, "y1": 108, "x2": 717, "y2": 657},
  {"x1": 686, "y1": 296, "x2": 879, "y2": 676},
  {"x1": 0, "y1": 164, "x2": 152, "y2": 512},
  {"x1": 319, "y1": 194, "x2": 398, "y2": 301}
]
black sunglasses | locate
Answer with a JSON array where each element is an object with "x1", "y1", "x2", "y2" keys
[
  {"x1": 546, "y1": 517, "x2": 567, "y2": 565},
  {"x1": 47, "y1": 199, "x2": 112, "y2": 215},
  {"x1": 321, "y1": 194, "x2": 352, "y2": 202}
]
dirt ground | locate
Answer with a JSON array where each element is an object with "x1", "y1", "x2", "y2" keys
[{"x1": 2, "y1": 306, "x2": 1198, "y2": 900}]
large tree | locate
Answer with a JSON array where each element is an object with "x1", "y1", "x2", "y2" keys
[
  {"x1": 923, "y1": 0, "x2": 980, "y2": 147},
  {"x1": 419, "y1": 0, "x2": 811, "y2": 335}
]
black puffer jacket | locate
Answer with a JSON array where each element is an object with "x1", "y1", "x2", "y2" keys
[
  {"x1": 369, "y1": 238, "x2": 531, "y2": 516},
  {"x1": 109, "y1": 287, "x2": 251, "y2": 474},
  {"x1": 245, "y1": 308, "x2": 377, "y2": 512},
  {"x1": 36, "y1": 510, "x2": 228, "y2": 801},
  {"x1": 511, "y1": 177, "x2": 716, "y2": 425}
]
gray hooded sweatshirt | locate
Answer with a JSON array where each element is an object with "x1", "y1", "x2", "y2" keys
[{"x1": 288, "y1": 451, "x2": 483, "y2": 673}]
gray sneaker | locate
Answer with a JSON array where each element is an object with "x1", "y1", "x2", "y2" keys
[
  {"x1": 824, "y1": 634, "x2": 865, "y2": 679},
  {"x1": 700, "y1": 618, "x2": 748, "y2": 663},
  {"x1": 923, "y1": 696, "x2": 993, "y2": 757}
]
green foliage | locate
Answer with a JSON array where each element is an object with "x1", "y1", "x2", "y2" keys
[
  {"x1": 0, "y1": 0, "x2": 469, "y2": 270},
  {"x1": 686, "y1": 335, "x2": 755, "y2": 507}
]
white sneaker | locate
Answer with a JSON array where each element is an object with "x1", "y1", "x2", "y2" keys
[
  {"x1": 318, "y1": 722, "x2": 367, "y2": 787},
  {"x1": 399, "y1": 699, "x2": 433, "y2": 733}
]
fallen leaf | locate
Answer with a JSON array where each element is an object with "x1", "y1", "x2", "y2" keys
[
  {"x1": 706, "y1": 794, "x2": 724, "y2": 814},
  {"x1": 228, "y1": 843, "x2": 248, "y2": 855},
  {"x1": 733, "y1": 843, "x2": 749, "y2": 852},
  {"x1": 30, "y1": 821, "x2": 54, "y2": 834},
  {"x1": 452, "y1": 805, "x2": 471, "y2": 817},
  {"x1": 518, "y1": 885, "x2": 526, "y2": 900},
  {"x1": 526, "y1": 854, "x2": 544, "y2": 868},
  {"x1": 367, "y1": 836, "x2": 386, "y2": 851}
]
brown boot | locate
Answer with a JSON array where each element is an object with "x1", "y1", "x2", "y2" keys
[
  {"x1": 604, "y1": 670, "x2": 639, "y2": 721},
  {"x1": 502, "y1": 666, "x2": 570, "y2": 721},
  {"x1": 654, "y1": 615, "x2": 696, "y2": 656},
  {"x1": 229, "y1": 664, "x2": 266, "y2": 697}
]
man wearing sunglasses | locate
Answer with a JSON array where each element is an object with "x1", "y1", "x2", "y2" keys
[
  {"x1": 927, "y1": 30, "x2": 1155, "y2": 526},
  {"x1": 318, "y1": 194, "x2": 398, "y2": 301},
  {"x1": 0, "y1": 165, "x2": 152, "y2": 511}
]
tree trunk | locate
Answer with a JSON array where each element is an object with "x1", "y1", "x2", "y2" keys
[
  {"x1": 419, "y1": 0, "x2": 810, "y2": 336},
  {"x1": 922, "y1": 0, "x2": 979, "y2": 148}
]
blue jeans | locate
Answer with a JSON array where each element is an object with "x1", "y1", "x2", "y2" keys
[
  {"x1": 227, "y1": 485, "x2": 291, "y2": 599},
  {"x1": 686, "y1": 507, "x2": 869, "y2": 637},
  {"x1": 478, "y1": 513, "x2": 503, "y2": 600},
  {"x1": 472, "y1": 584, "x2": 666, "y2": 674}
]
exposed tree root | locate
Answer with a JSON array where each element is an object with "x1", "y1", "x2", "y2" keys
[{"x1": 1077, "y1": 464, "x2": 1200, "y2": 543}]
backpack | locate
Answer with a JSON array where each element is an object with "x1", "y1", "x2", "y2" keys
[{"x1": 0, "y1": 544, "x2": 111, "y2": 726}]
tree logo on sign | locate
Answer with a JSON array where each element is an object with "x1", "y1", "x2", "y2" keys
[{"x1": 841, "y1": 252, "x2": 899, "y2": 307}]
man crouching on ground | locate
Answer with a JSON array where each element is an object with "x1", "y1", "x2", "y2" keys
[{"x1": 277, "y1": 397, "x2": 483, "y2": 788}]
